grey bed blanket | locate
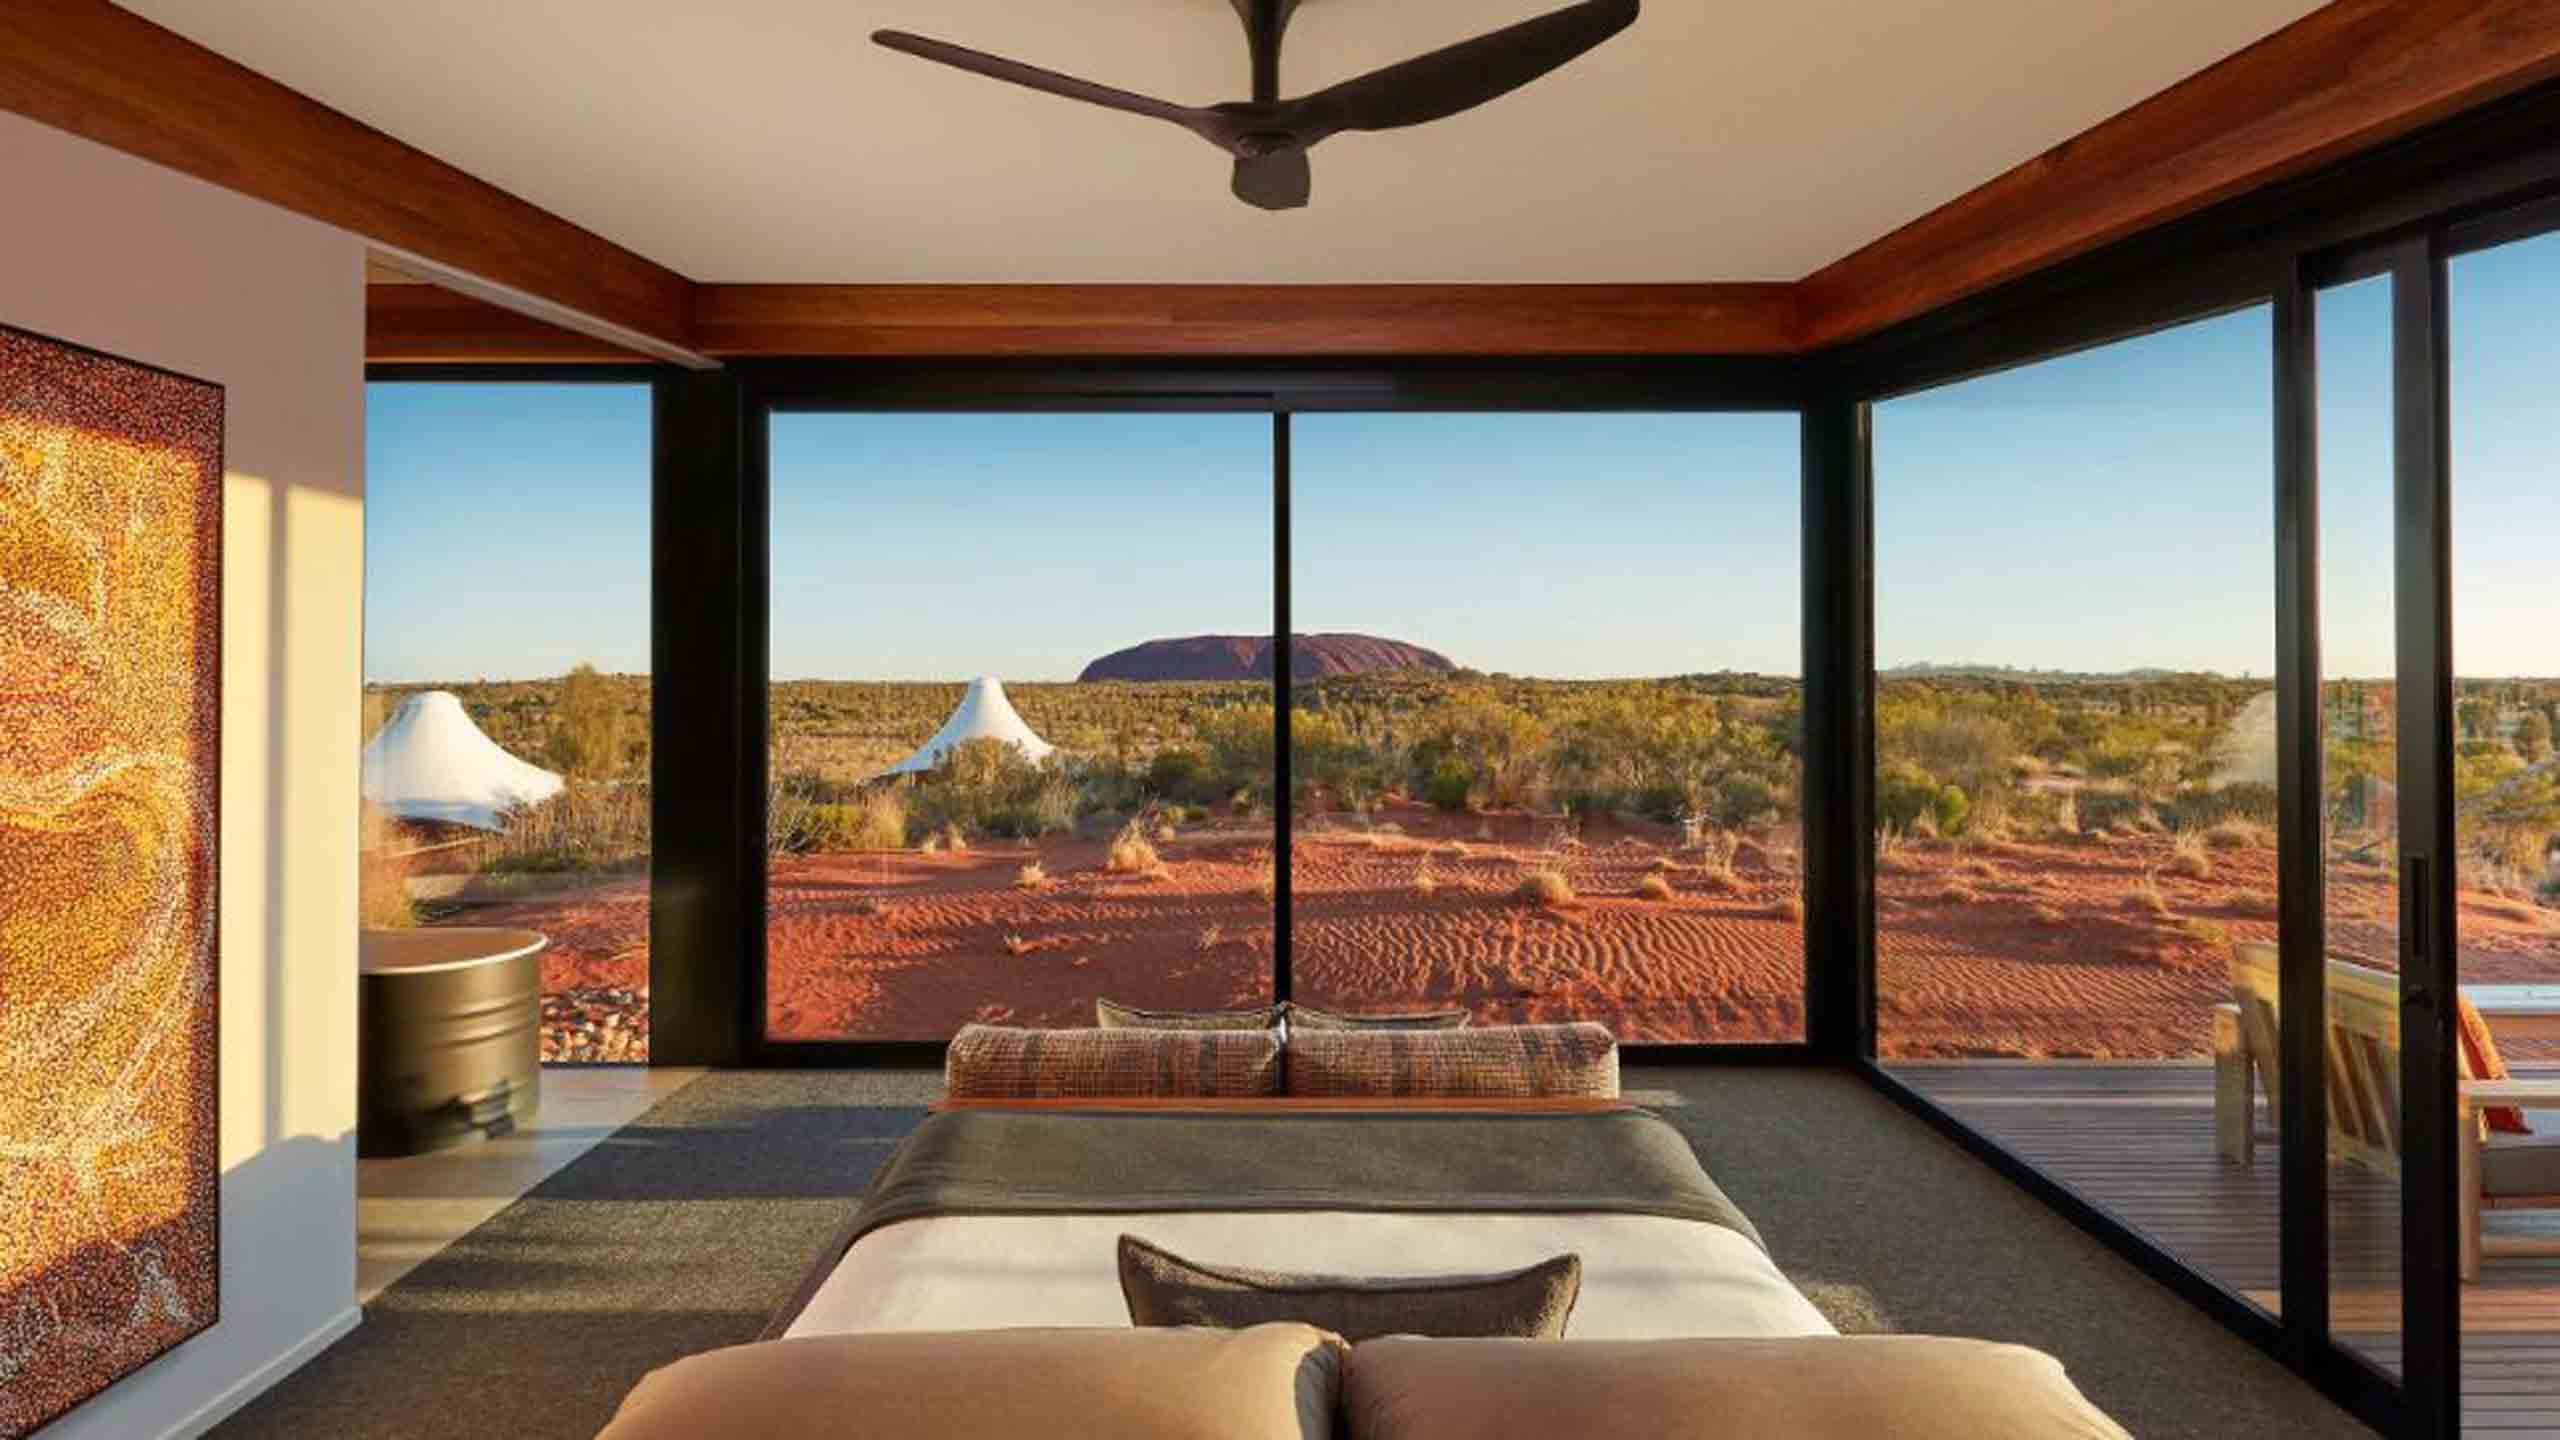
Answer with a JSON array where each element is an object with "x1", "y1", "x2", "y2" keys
[{"x1": 847, "y1": 1107, "x2": 1765, "y2": 1253}]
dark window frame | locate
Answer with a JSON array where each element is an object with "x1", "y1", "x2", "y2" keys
[{"x1": 734, "y1": 358, "x2": 1823, "y2": 1067}]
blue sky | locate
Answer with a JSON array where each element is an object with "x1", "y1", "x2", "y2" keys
[{"x1": 365, "y1": 234, "x2": 2557, "y2": 685}]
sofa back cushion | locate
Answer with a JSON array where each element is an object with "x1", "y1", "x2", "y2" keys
[
  {"x1": 1120, "y1": 1234, "x2": 1580, "y2": 1341},
  {"x1": 947, "y1": 1024, "x2": 1281, "y2": 1100},
  {"x1": 1341, "y1": 1335, "x2": 2130, "y2": 1440},
  {"x1": 1284, "y1": 1022, "x2": 1618, "y2": 1099},
  {"x1": 598, "y1": 1325, "x2": 1343, "y2": 1440}
]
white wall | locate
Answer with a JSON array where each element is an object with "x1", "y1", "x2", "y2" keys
[{"x1": 0, "y1": 111, "x2": 366, "y2": 1438}]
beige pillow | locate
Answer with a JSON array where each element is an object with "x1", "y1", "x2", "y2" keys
[
  {"x1": 946, "y1": 1023, "x2": 1281, "y2": 1099},
  {"x1": 1120, "y1": 1235, "x2": 1580, "y2": 1342},
  {"x1": 598, "y1": 1325, "x2": 1344, "y2": 1440},
  {"x1": 1287, "y1": 1003, "x2": 1470, "y2": 1031},
  {"x1": 1097, "y1": 997, "x2": 1285, "y2": 1031},
  {"x1": 1342, "y1": 1335, "x2": 2132, "y2": 1440},
  {"x1": 1284, "y1": 1022, "x2": 1618, "y2": 1099}
]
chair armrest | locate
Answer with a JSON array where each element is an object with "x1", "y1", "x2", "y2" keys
[{"x1": 2461, "y1": 1078, "x2": 2560, "y2": 1107}]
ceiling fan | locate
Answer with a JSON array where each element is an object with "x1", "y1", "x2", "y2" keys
[{"x1": 872, "y1": 0, "x2": 1640, "y2": 211}]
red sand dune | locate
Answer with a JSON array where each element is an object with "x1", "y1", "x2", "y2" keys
[{"x1": 460, "y1": 800, "x2": 2560, "y2": 1060}]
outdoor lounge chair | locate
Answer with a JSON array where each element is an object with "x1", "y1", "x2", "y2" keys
[{"x1": 2215, "y1": 941, "x2": 2560, "y2": 1280}]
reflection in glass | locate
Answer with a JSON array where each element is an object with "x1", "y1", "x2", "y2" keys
[{"x1": 1874, "y1": 307, "x2": 2282, "y2": 1313}]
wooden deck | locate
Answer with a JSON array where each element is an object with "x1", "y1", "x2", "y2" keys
[{"x1": 1894, "y1": 1060, "x2": 2560, "y2": 1436}]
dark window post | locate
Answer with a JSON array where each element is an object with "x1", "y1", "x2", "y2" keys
[
  {"x1": 1801, "y1": 385, "x2": 1873, "y2": 1063},
  {"x1": 649, "y1": 366, "x2": 753, "y2": 1067}
]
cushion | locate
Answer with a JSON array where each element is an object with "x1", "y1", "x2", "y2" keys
[
  {"x1": 1098, "y1": 997, "x2": 1285, "y2": 1031},
  {"x1": 596, "y1": 1325, "x2": 1343, "y2": 1440},
  {"x1": 1341, "y1": 1335, "x2": 2131, "y2": 1440},
  {"x1": 2457, "y1": 993, "x2": 2531, "y2": 1135},
  {"x1": 946, "y1": 1024, "x2": 1281, "y2": 1100},
  {"x1": 1120, "y1": 1234, "x2": 1580, "y2": 1342},
  {"x1": 2481, "y1": 1128, "x2": 2560, "y2": 1197},
  {"x1": 1284, "y1": 1022, "x2": 1618, "y2": 1099},
  {"x1": 1287, "y1": 1002, "x2": 1471, "y2": 1031}
]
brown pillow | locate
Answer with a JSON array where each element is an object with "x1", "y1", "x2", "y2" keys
[
  {"x1": 597, "y1": 1325, "x2": 1344, "y2": 1440},
  {"x1": 1287, "y1": 1002, "x2": 1471, "y2": 1031},
  {"x1": 1284, "y1": 1022, "x2": 1618, "y2": 1099},
  {"x1": 1342, "y1": 1335, "x2": 2132, "y2": 1440},
  {"x1": 1098, "y1": 997, "x2": 1285, "y2": 1031},
  {"x1": 1120, "y1": 1234, "x2": 1580, "y2": 1342},
  {"x1": 946, "y1": 1023, "x2": 1280, "y2": 1099}
]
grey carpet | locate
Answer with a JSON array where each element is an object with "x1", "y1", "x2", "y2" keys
[{"x1": 213, "y1": 1066, "x2": 2375, "y2": 1439}]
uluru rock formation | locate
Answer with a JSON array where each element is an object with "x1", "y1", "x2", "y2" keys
[{"x1": 1078, "y1": 633, "x2": 1457, "y2": 683}]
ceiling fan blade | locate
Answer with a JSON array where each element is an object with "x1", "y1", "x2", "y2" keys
[
  {"x1": 1232, "y1": 151, "x2": 1312, "y2": 210},
  {"x1": 1283, "y1": 0, "x2": 1637, "y2": 139},
  {"x1": 873, "y1": 30, "x2": 1225, "y2": 142}
]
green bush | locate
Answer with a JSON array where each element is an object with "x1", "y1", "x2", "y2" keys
[
  {"x1": 1144, "y1": 746, "x2": 1212, "y2": 803},
  {"x1": 910, "y1": 738, "x2": 1079, "y2": 840},
  {"x1": 1876, "y1": 761, "x2": 1944, "y2": 833},
  {"x1": 1932, "y1": 784, "x2": 1970, "y2": 837},
  {"x1": 1423, "y1": 759, "x2": 1474, "y2": 812}
]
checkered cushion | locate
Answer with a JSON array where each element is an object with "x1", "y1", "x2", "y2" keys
[
  {"x1": 946, "y1": 1024, "x2": 1282, "y2": 1100},
  {"x1": 1283, "y1": 1023, "x2": 1618, "y2": 1099}
]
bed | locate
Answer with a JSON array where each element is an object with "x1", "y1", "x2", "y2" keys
[{"x1": 767, "y1": 1102, "x2": 1835, "y2": 1342}]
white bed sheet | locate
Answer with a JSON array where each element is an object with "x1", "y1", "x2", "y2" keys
[{"x1": 782, "y1": 1211, "x2": 1836, "y2": 1340}]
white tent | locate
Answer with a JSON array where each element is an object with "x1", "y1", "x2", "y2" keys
[
  {"x1": 877, "y1": 675, "x2": 1056, "y2": 778},
  {"x1": 361, "y1": 690, "x2": 565, "y2": 830}
]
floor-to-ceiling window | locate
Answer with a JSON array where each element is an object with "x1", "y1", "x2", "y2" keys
[
  {"x1": 1289, "y1": 414, "x2": 1805, "y2": 1041},
  {"x1": 762, "y1": 412, "x2": 1277, "y2": 1041},
  {"x1": 363, "y1": 381, "x2": 654, "y2": 1062},
  {"x1": 2448, "y1": 224, "x2": 2560, "y2": 1422},
  {"x1": 1874, "y1": 307, "x2": 2284, "y2": 1308}
]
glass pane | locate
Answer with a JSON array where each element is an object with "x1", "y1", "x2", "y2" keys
[
  {"x1": 2451, "y1": 228, "x2": 2560, "y2": 1402},
  {"x1": 1874, "y1": 308, "x2": 2282, "y2": 1311},
  {"x1": 764, "y1": 413, "x2": 1276, "y2": 1041},
  {"x1": 2317, "y1": 274, "x2": 2400, "y2": 1370},
  {"x1": 362, "y1": 383, "x2": 654, "y2": 1062},
  {"x1": 1288, "y1": 413, "x2": 1804, "y2": 1042}
]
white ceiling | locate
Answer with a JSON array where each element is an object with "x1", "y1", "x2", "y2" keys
[{"x1": 119, "y1": 0, "x2": 2324, "y2": 285}]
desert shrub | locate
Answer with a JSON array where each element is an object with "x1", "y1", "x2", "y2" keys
[
  {"x1": 1514, "y1": 868, "x2": 1575, "y2": 907},
  {"x1": 2204, "y1": 817, "x2": 2274, "y2": 851},
  {"x1": 1107, "y1": 819, "x2": 1161, "y2": 875},
  {"x1": 1931, "y1": 784, "x2": 1971, "y2": 837},
  {"x1": 909, "y1": 738, "x2": 1077, "y2": 840},
  {"x1": 1770, "y1": 895, "x2": 1805, "y2": 923},
  {"x1": 546, "y1": 663, "x2": 631, "y2": 781},
  {"x1": 1934, "y1": 880, "x2": 1980, "y2": 905},
  {"x1": 1144, "y1": 745, "x2": 1213, "y2": 803},
  {"x1": 1197, "y1": 702, "x2": 1278, "y2": 801},
  {"x1": 1636, "y1": 872, "x2": 1675, "y2": 901},
  {"x1": 1423, "y1": 759, "x2": 1475, "y2": 812},
  {"x1": 1421, "y1": 694, "x2": 1551, "y2": 810},
  {"x1": 2165, "y1": 831, "x2": 2214, "y2": 880},
  {"x1": 2076, "y1": 787, "x2": 2153, "y2": 835},
  {"x1": 2128, "y1": 872, "x2": 2175, "y2": 918},
  {"x1": 1015, "y1": 861, "x2": 1048, "y2": 889},
  {"x1": 1709, "y1": 772, "x2": 1783, "y2": 830},
  {"x1": 483, "y1": 780, "x2": 652, "y2": 874},
  {"x1": 2030, "y1": 902, "x2": 2068, "y2": 928},
  {"x1": 1876, "y1": 761, "x2": 1945, "y2": 834},
  {"x1": 358, "y1": 804, "x2": 416, "y2": 930},
  {"x1": 788, "y1": 796, "x2": 908, "y2": 854},
  {"x1": 2184, "y1": 918, "x2": 2233, "y2": 947}
]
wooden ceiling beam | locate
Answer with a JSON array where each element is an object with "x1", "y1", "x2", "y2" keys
[
  {"x1": 683, "y1": 284, "x2": 1805, "y2": 358},
  {"x1": 2, "y1": 0, "x2": 695, "y2": 356},
  {"x1": 1796, "y1": 0, "x2": 2560, "y2": 349},
  {"x1": 366, "y1": 284, "x2": 652, "y2": 364}
]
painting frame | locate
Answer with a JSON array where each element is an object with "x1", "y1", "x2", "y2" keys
[{"x1": 0, "y1": 320, "x2": 222, "y2": 1438}]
